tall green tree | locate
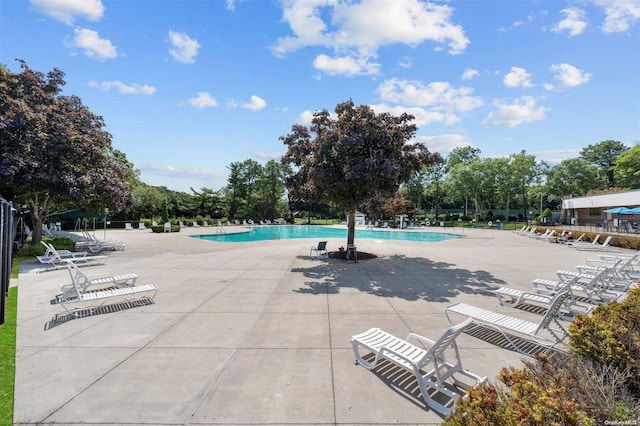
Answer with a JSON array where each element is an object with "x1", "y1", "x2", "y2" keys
[
  {"x1": 421, "y1": 154, "x2": 446, "y2": 218},
  {"x1": 545, "y1": 157, "x2": 605, "y2": 201},
  {"x1": 508, "y1": 151, "x2": 542, "y2": 220},
  {"x1": 613, "y1": 145, "x2": 640, "y2": 189},
  {"x1": 255, "y1": 160, "x2": 287, "y2": 220},
  {"x1": 0, "y1": 60, "x2": 132, "y2": 244},
  {"x1": 443, "y1": 146, "x2": 481, "y2": 215},
  {"x1": 190, "y1": 187, "x2": 223, "y2": 219},
  {"x1": 241, "y1": 159, "x2": 263, "y2": 219},
  {"x1": 580, "y1": 140, "x2": 628, "y2": 188},
  {"x1": 281, "y1": 100, "x2": 435, "y2": 246},
  {"x1": 224, "y1": 162, "x2": 245, "y2": 221}
]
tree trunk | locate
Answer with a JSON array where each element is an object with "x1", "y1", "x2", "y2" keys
[
  {"x1": 347, "y1": 210, "x2": 356, "y2": 246},
  {"x1": 30, "y1": 212, "x2": 43, "y2": 245},
  {"x1": 27, "y1": 193, "x2": 51, "y2": 245}
]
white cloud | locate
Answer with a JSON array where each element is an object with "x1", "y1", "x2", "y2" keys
[
  {"x1": 399, "y1": 56, "x2": 413, "y2": 68},
  {"x1": 552, "y1": 8, "x2": 588, "y2": 36},
  {"x1": 594, "y1": 0, "x2": 640, "y2": 33},
  {"x1": 136, "y1": 163, "x2": 227, "y2": 188},
  {"x1": 371, "y1": 104, "x2": 460, "y2": 127},
  {"x1": 242, "y1": 95, "x2": 267, "y2": 111},
  {"x1": 535, "y1": 148, "x2": 582, "y2": 163},
  {"x1": 549, "y1": 63, "x2": 591, "y2": 88},
  {"x1": 168, "y1": 31, "x2": 201, "y2": 64},
  {"x1": 272, "y1": 0, "x2": 469, "y2": 75},
  {"x1": 254, "y1": 151, "x2": 282, "y2": 160},
  {"x1": 313, "y1": 53, "x2": 381, "y2": 76},
  {"x1": 226, "y1": 0, "x2": 237, "y2": 11},
  {"x1": 187, "y1": 92, "x2": 218, "y2": 108},
  {"x1": 503, "y1": 66, "x2": 533, "y2": 88},
  {"x1": 499, "y1": 13, "x2": 536, "y2": 31},
  {"x1": 31, "y1": 0, "x2": 104, "y2": 25},
  {"x1": 88, "y1": 80, "x2": 156, "y2": 95},
  {"x1": 481, "y1": 96, "x2": 548, "y2": 127},
  {"x1": 377, "y1": 78, "x2": 483, "y2": 112},
  {"x1": 67, "y1": 28, "x2": 117, "y2": 60},
  {"x1": 461, "y1": 68, "x2": 479, "y2": 81},
  {"x1": 296, "y1": 110, "x2": 315, "y2": 127},
  {"x1": 512, "y1": 13, "x2": 536, "y2": 28},
  {"x1": 412, "y1": 134, "x2": 474, "y2": 155}
]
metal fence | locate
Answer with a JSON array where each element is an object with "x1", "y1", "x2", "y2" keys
[{"x1": 0, "y1": 197, "x2": 15, "y2": 325}]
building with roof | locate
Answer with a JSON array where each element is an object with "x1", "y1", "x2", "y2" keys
[{"x1": 561, "y1": 189, "x2": 640, "y2": 230}]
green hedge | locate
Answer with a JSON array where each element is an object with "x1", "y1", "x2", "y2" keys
[{"x1": 150, "y1": 225, "x2": 181, "y2": 233}]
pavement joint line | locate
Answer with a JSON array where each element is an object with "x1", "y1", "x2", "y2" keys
[{"x1": 183, "y1": 347, "x2": 239, "y2": 426}]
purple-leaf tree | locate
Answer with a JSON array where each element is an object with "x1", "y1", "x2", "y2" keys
[
  {"x1": 280, "y1": 99, "x2": 437, "y2": 247},
  {"x1": 0, "y1": 60, "x2": 133, "y2": 244}
]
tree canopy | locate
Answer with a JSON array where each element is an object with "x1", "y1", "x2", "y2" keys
[
  {"x1": 280, "y1": 99, "x2": 436, "y2": 245},
  {"x1": 580, "y1": 140, "x2": 628, "y2": 188},
  {"x1": 0, "y1": 60, "x2": 133, "y2": 243}
]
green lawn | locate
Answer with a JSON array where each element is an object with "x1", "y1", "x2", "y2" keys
[{"x1": 0, "y1": 284, "x2": 17, "y2": 425}]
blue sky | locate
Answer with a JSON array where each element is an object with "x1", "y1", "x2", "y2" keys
[{"x1": 2, "y1": 0, "x2": 639, "y2": 193}]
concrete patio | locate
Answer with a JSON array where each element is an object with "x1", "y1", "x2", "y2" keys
[{"x1": 13, "y1": 226, "x2": 631, "y2": 425}]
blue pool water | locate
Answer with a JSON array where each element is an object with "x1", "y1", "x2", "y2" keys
[{"x1": 191, "y1": 225, "x2": 458, "y2": 243}]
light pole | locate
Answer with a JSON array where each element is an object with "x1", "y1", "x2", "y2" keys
[{"x1": 539, "y1": 192, "x2": 543, "y2": 216}]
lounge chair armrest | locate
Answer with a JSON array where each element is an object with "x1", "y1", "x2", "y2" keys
[{"x1": 405, "y1": 333, "x2": 436, "y2": 347}]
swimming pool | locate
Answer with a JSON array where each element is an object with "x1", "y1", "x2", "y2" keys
[{"x1": 191, "y1": 225, "x2": 459, "y2": 243}]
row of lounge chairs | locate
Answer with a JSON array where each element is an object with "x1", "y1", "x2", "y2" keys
[
  {"x1": 77, "y1": 230, "x2": 125, "y2": 252},
  {"x1": 516, "y1": 225, "x2": 616, "y2": 250},
  {"x1": 351, "y1": 245, "x2": 639, "y2": 416},
  {"x1": 34, "y1": 234, "x2": 156, "y2": 316}
]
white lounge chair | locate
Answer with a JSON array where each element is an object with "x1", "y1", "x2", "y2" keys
[
  {"x1": 445, "y1": 291, "x2": 571, "y2": 355},
  {"x1": 163, "y1": 222, "x2": 171, "y2": 233},
  {"x1": 585, "y1": 252, "x2": 639, "y2": 268},
  {"x1": 192, "y1": 221, "x2": 200, "y2": 227},
  {"x1": 513, "y1": 225, "x2": 527, "y2": 234},
  {"x1": 531, "y1": 269, "x2": 622, "y2": 304},
  {"x1": 62, "y1": 260, "x2": 138, "y2": 298},
  {"x1": 58, "y1": 263, "x2": 157, "y2": 318},
  {"x1": 519, "y1": 226, "x2": 537, "y2": 236},
  {"x1": 42, "y1": 224, "x2": 54, "y2": 237},
  {"x1": 125, "y1": 223, "x2": 134, "y2": 230},
  {"x1": 138, "y1": 222, "x2": 147, "y2": 230},
  {"x1": 560, "y1": 233, "x2": 585, "y2": 245},
  {"x1": 38, "y1": 241, "x2": 108, "y2": 267},
  {"x1": 493, "y1": 274, "x2": 593, "y2": 320},
  {"x1": 567, "y1": 234, "x2": 600, "y2": 248},
  {"x1": 80, "y1": 230, "x2": 125, "y2": 252},
  {"x1": 529, "y1": 229, "x2": 553, "y2": 239},
  {"x1": 310, "y1": 241, "x2": 328, "y2": 259},
  {"x1": 351, "y1": 317, "x2": 486, "y2": 416},
  {"x1": 36, "y1": 241, "x2": 88, "y2": 264},
  {"x1": 573, "y1": 235, "x2": 613, "y2": 251}
]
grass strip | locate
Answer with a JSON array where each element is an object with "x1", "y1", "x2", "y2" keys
[{"x1": 0, "y1": 285, "x2": 17, "y2": 424}]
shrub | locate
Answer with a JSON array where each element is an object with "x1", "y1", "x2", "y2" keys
[
  {"x1": 444, "y1": 360, "x2": 594, "y2": 425},
  {"x1": 150, "y1": 225, "x2": 180, "y2": 233},
  {"x1": 569, "y1": 288, "x2": 640, "y2": 395},
  {"x1": 16, "y1": 242, "x2": 44, "y2": 257},
  {"x1": 444, "y1": 290, "x2": 640, "y2": 423},
  {"x1": 48, "y1": 237, "x2": 76, "y2": 251},
  {"x1": 16, "y1": 237, "x2": 76, "y2": 256}
]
